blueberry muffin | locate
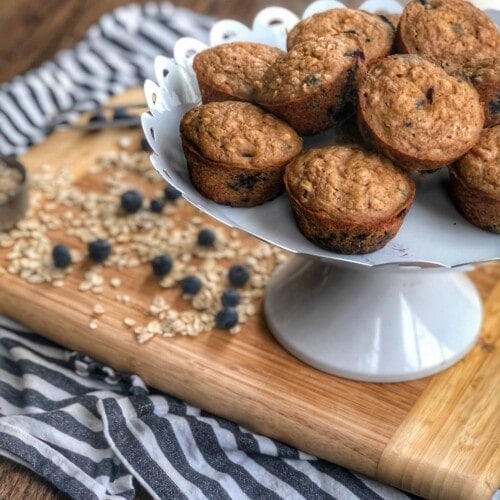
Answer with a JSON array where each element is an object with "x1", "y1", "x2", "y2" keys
[
  {"x1": 357, "y1": 55, "x2": 484, "y2": 173},
  {"x1": 396, "y1": 0, "x2": 499, "y2": 73},
  {"x1": 287, "y1": 8, "x2": 394, "y2": 65},
  {"x1": 180, "y1": 101, "x2": 303, "y2": 207},
  {"x1": 449, "y1": 125, "x2": 500, "y2": 233},
  {"x1": 192, "y1": 42, "x2": 283, "y2": 104},
  {"x1": 457, "y1": 56, "x2": 500, "y2": 128},
  {"x1": 284, "y1": 145, "x2": 415, "y2": 254},
  {"x1": 255, "y1": 33, "x2": 366, "y2": 135}
]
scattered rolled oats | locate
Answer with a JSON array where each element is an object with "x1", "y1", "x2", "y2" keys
[
  {"x1": 0, "y1": 148, "x2": 289, "y2": 344},
  {"x1": 110, "y1": 277, "x2": 122, "y2": 288},
  {"x1": 123, "y1": 317, "x2": 136, "y2": 327},
  {"x1": 118, "y1": 136, "x2": 132, "y2": 149},
  {"x1": 93, "y1": 304, "x2": 105, "y2": 315}
]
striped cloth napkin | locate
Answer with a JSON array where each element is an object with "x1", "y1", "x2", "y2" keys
[{"x1": 0, "y1": 2, "x2": 419, "y2": 499}]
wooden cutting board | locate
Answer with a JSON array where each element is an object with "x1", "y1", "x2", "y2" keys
[{"x1": 0, "y1": 89, "x2": 498, "y2": 500}]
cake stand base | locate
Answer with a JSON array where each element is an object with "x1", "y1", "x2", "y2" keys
[{"x1": 264, "y1": 256, "x2": 482, "y2": 382}]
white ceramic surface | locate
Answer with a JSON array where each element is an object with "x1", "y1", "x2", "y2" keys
[
  {"x1": 142, "y1": 0, "x2": 499, "y2": 381},
  {"x1": 264, "y1": 256, "x2": 482, "y2": 382}
]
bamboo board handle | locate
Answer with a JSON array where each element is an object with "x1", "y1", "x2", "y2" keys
[{"x1": 377, "y1": 281, "x2": 500, "y2": 499}]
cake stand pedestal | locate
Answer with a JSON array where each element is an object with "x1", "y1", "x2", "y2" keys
[
  {"x1": 264, "y1": 256, "x2": 482, "y2": 382},
  {"x1": 143, "y1": 0, "x2": 499, "y2": 384}
]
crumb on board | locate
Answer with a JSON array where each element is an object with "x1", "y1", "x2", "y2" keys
[
  {"x1": 110, "y1": 277, "x2": 122, "y2": 288},
  {"x1": 93, "y1": 304, "x2": 105, "y2": 315},
  {"x1": 0, "y1": 149, "x2": 289, "y2": 342}
]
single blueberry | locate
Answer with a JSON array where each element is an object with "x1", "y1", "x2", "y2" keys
[
  {"x1": 344, "y1": 49, "x2": 365, "y2": 61},
  {"x1": 164, "y1": 184, "x2": 182, "y2": 201},
  {"x1": 88, "y1": 239, "x2": 111, "y2": 263},
  {"x1": 426, "y1": 87, "x2": 435, "y2": 104},
  {"x1": 121, "y1": 189, "x2": 143, "y2": 213},
  {"x1": 88, "y1": 113, "x2": 106, "y2": 124},
  {"x1": 113, "y1": 106, "x2": 132, "y2": 121},
  {"x1": 215, "y1": 307, "x2": 239, "y2": 329},
  {"x1": 228, "y1": 264, "x2": 250, "y2": 287},
  {"x1": 197, "y1": 228, "x2": 216, "y2": 247},
  {"x1": 52, "y1": 244, "x2": 72, "y2": 268},
  {"x1": 151, "y1": 255, "x2": 173, "y2": 277},
  {"x1": 149, "y1": 197, "x2": 165, "y2": 213},
  {"x1": 221, "y1": 288, "x2": 240, "y2": 307},
  {"x1": 180, "y1": 275, "x2": 202, "y2": 295}
]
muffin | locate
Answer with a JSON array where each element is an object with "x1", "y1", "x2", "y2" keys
[
  {"x1": 457, "y1": 56, "x2": 500, "y2": 128},
  {"x1": 287, "y1": 8, "x2": 394, "y2": 65},
  {"x1": 192, "y1": 42, "x2": 283, "y2": 104},
  {"x1": 357, "y1": 54, "x2": 484, "y2": 173},
  {"x1": 284, "y1": 145, "x2": 415, "y2": 254},
  {"x1": 396, "y1": 0, "x2": 499, "y2": 73},
  {"x1": 449, "y1": 125, "x2": 500, "y2": 233},
  {"x1": 255, "y1": 33, "x2": 366, "y2": 135},
  {"x1": 180, "y1": 101, "x2": 303, "y2": 207}
]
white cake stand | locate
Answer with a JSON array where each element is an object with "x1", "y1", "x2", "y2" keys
[{"x1": 142, "y1": 0, "x2": 500, "y2": 382}]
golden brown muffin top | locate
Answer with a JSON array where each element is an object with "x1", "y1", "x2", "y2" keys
[
  {"x1": 285, "y1": 145, "x2": 413, "y2": 220},
  {"x1": 287, "y1": 8, "x2": 394, "y2": 64},
  {"x1": 192, "y1": 42, "x2": 283, "y2": 101},
  {"x1": 358, "y1": 55, "x2": 484, "y2": 159},
  {"x1": 256, "y1": 34, "x2": 364, "y2": 105},
  {"x1": 180, "y1": 101, "x2": 302, "y2": 169},
  {"x1": 456, "y1": 125, "x2": 500, "y2": 199},
  {"x1": 397, "y1": 0, "x2": 499, "y2": 71}
]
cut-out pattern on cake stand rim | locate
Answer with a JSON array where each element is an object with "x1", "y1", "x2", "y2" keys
[{"x1": 142, "y1": 0, "x2": 499, "y2": 382}]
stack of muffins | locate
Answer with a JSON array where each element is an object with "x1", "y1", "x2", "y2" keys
[{"x1": 179, "y1": 0, "x2": 500, "y2": 254}]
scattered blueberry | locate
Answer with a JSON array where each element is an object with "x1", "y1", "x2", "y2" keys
[
  {"x1": 52, "y1": 244, "x2": 72, "y2": 268},
  {"x1": 164, "y1": 184, "x2": 182, "y2": 201},
  {"x1": 120, "y1": 189, "x2": 143, "y2": 213},
  {"x1": 88, "y1": 239, "x2": 111, "y2": 263},
  {"x1": 151, "y1": 254, "x2": 173, "y2": 277},
  {"x1": 88, "y1": 113, "x2": 106, "y2": 125},
  {"x1": 141, "y1": 136, "x2": 153, "y2": 152},
  {"x1": 113, "y1": 106, "x2": 132, "y2": 121},
  {"x1": 197, "y1": 228, "x2": 216, "y2": 247},
  {"x1": 180, "y1": 275, "x2": 202, "y2": 295},
  {"x1": 221, "y1": 288, "x2": 240, "y2": 307},
  {"x1": 215, "y1": 307, "x2": 239, "y2": 329},
  {"x1": 149, "y1": 197, "x2": 165, "y2": 213},
  {"x1": 228, "y1": 264, "x2": 250, "y2": 287}
]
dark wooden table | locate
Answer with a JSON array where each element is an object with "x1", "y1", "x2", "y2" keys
[{"x1": 0, "y1": 1, "x2": 309, "y2": 498}]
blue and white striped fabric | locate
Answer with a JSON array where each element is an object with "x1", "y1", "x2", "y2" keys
[
  {"x1": 0, "y1": 317, "x2": 418, "y2": 499},
  {"x1": 0, "y1": 2, "x2": 212, "y2": 156},
  {"x1": 0, "y1": 2, "x2": 421, "y2": 498}
]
